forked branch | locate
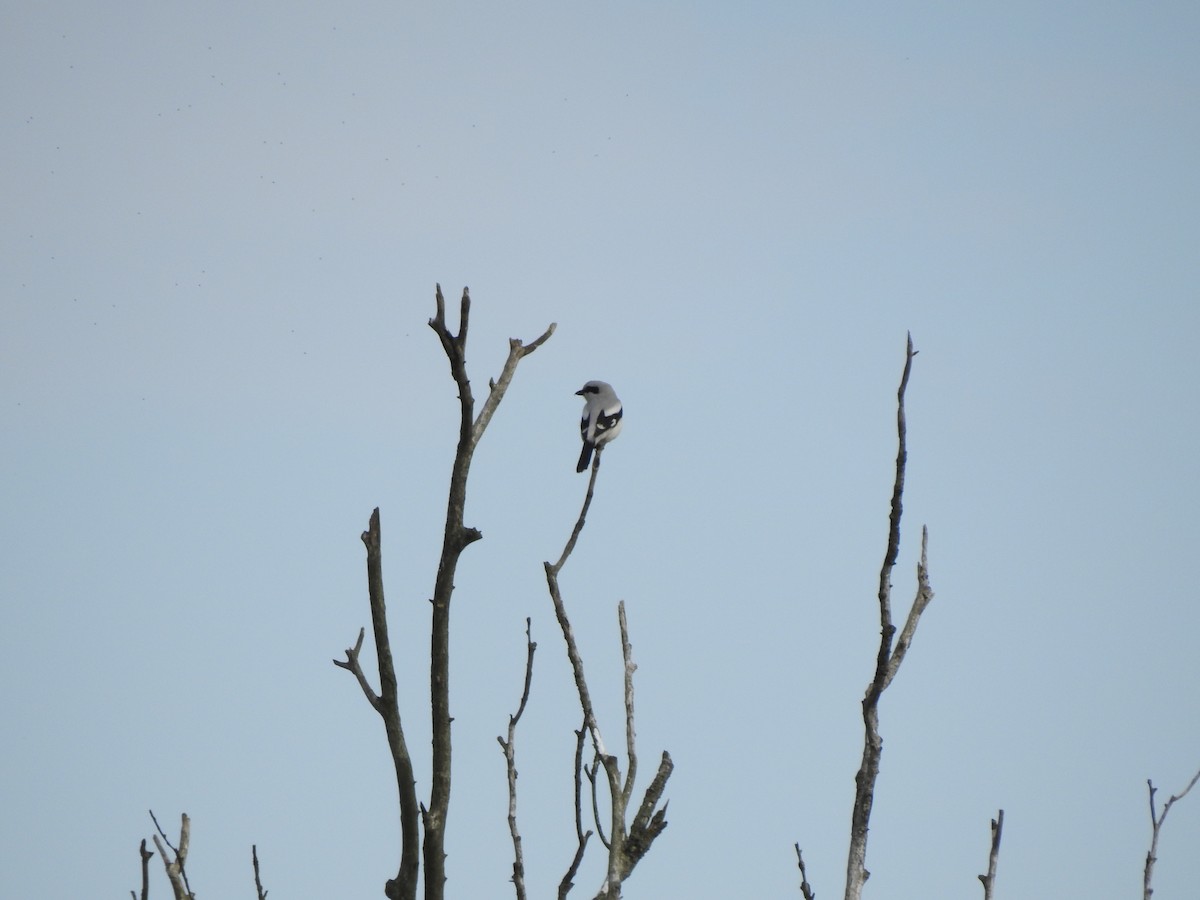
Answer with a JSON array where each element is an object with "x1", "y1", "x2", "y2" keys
[
  {"x1": 336, "y1": 287, "x2": 553, "y2": 900},
  {"x1": 544, "y1": 453, "x2": 672, "y2": 899},
  {"x1": 423, "y1": 286, "x2": 555, "y2": 897},
  {"x1": 149, "y1": 811, "x2": 194, "y2": 900},
  {"x1": 333, "y1": 509, "x2": 420, "y2": 900},
  {"x1": 843, "y1": 334, "x2": 935, "y2": 900},
  {"x1": 1144, "y1": 767, "x2": 1200, "y2": 900}
]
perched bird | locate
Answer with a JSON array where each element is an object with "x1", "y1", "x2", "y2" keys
[{"x1": 575, "y1": 380, "x2": 623, "y2": 473}]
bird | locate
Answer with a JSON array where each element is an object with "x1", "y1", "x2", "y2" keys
[{"x1": 575, "y1": 380, "x2": 623, "y2": 473}]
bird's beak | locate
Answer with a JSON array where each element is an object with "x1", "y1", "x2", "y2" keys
[{"x1": 575, "y1": 389, "x2": 585, "y2": 396}]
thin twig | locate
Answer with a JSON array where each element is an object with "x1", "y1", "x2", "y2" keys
[
  {"x1": 586, "y1": 758, "x2": 612, "y2": 850},
  {"x1": 1144, "y1": 767, "x2": 1200, "y2": 900},
  {"x1": 332, "y1": 627, "x2": 381, "y2": 711},
  {"x1": 549, "y1": 452, "x2": 602, "y2": 575},
  {"x1": 795, "y1": 844, "x2": 816, "y2": 900},
  {"x1": 559, "y1": 723, "x2": 593, "y2": 899},
  {"x1": 977, "y1": 810, "x2": 1004, "y2": 900},
  {"x1": 498, "y1": 619, "x2": 537, "y2": 900}
]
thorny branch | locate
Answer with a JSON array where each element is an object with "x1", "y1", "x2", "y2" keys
[
  {"x1": 977, "y1": 810, "x2": 1004, "y2": 900},
  {"x1": 1144, "y1": 767, "x2": 1200, "y2": 900}
]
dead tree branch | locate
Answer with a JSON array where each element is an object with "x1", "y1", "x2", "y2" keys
[
  {"x1": 1144, "y1": 767, "x2": 1200, "y2": 900},
  {"x1": 335, "y1": 286, "x2": 553, "y2": 900},
  {"x1": 132, "y1": 838, "x2": 153, "y2": 900},
  {"x1": 977, "y1": 810, "x2": 1004, "y2": 900},
  {"x1": 497, "y1": 618, "x2": 538, "y2": 900},
  {"x1": 544, "y1": 453, "x2": 673, "y2": 900},
  {"x1": 333, "y1": 508, "x2": 420, "y2": 900},
  {"x1": 252, "y1": 844, "x2": 269, "y2": 900},
  {"x1": 422, "y1": 285, "x2": 554, "y2": 898},
  {"x1": 843, "y1": 334, "x2": 935, "y2": 900},
  {"x1": 559, "y1": 723, "x2": 594, "y2": 900},
  {"x1": 149, "y1": 811, "x2": 194, "y2": 900},
  {"x1": 795, "y1": 844, "x2": 816, "y2": 900}
]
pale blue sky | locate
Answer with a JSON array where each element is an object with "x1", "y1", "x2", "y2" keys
[{"x1": 4, "y1": 2, "x2": 1199, "y2": 898}]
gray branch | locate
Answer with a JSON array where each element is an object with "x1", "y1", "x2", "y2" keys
[
  {"x1": 844, "y1": 334, "x2": 935, "y2": 900},
  {"x1": 497, "y1": 619, "x2": 537, "y2": 900},
  {"x1": 1144, "y1": 767, "x2": 1200, "y2": 900},
  {"x1": 977, "y1": 810, "x2": 1004, "y2": 900},
  {"x1": 544, "y1": 454, "x2": 672, "y2": 900}
]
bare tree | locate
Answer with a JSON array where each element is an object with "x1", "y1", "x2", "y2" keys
[
  {"x1": 335, "y1": 286, "x2": 553, "y2": 900},
  {"x1": 1143, "y1": 767, "x2": 1200, "y2": 900},
  {"x1": 541, "y1": 453, "x2": 673, "y2": 899},
  {"x1": 795, "y1": 335, "x2": 957, "y2": 899},
  {"x1": 127, "y1": 320, "x2": 1197, "y2": 899}
]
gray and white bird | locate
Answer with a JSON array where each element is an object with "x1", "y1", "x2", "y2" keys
[{"x1": 575, "y1": 380, "x2": 623, "y2": 473}]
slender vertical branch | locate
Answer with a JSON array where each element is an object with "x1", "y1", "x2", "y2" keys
[
  {"x1": 334, "y1": 509, "x2": 420, "y2": 900},
  {"x1": 795, "y1": 844, "x2": 816, "y2": 900},
  {"x1": 136, "y1": 838, "x2": 153, "y2": 900},
  {"x1": 844, "y1": 334, "x2": 934, "y2": 900},
  {"x1": 545, "y1": 455, "x2": 672, "y2": 900},
  {"x1": 424, "y1": 285, "x2": 476, "y2": 898},
  {"x1": 545, "y1": 459, "x2": 611, "y2": 759},
  {"x1": 977, "y1": 810, "x2": 1004, "y2": 900},
  {"x1": 559, "y1": 723, "x2": 594, "y2": 900},
  {"x1": 619, "y1": 602, "x2": 638, "y2": 809},
  {"x1": 252, "y1": 845, "x2": 269, "y2": 900},
  {"x1": 1144, "y1": 767, "x2": 1200, "y2": 900},
  {"x1": 498, "y1": 619, "x2": 538, "y2": 900},
  {"x1": 423, "y1": 286, "x2": 554, "y2": 899}
]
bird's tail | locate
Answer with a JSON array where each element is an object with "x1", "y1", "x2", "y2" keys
[{"x1": 576, "y1": 442, "x2": 593, "y2": 473}]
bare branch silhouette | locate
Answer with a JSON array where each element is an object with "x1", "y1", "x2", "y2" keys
[
  {"x1": 149, "y1": 811, "x2": 194, "y2": 900},
  {"x1": 977, "y1": 810, "x2": 1004, "y2": 900},
  {"x1": 544, "y1": 451, "x2": 673, "y2": 899},
  {"x1": 336, "y1": 286, "x2": 553, "y2": 900},
  {"x1": 497, "y1": 619, "x2": 538, "y2": 900},
  {"x1": 559, "y1": 722, "x2": 594, "y2": 899},
  {"x1": 132, "y1": 838, "x2": 153, "y2": 900},
  {"x1": 1144, "y1": 767, "x2": 1200, "y2": 900},
  {"x1": 252, "y1": 844, "x2": 268, "y2": 900},
  {"x1": 795, "y1": 844, "x2": 816, "y2": 900},
  {"x1": 843, "y1": 334, "x2": 935, "y2": 900},
  {"x1": 333, "y1": 509, "x2": 420, "y2": 899}
]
